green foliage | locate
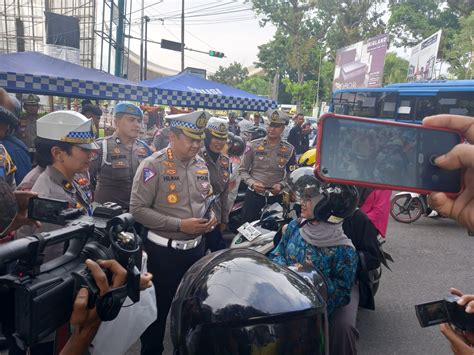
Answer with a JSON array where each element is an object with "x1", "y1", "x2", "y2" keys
[
  {"x1": 446, "y1": 12, "x2": 474, "y2": 79},
  {"x1": 208, "y1": 62, "x2": 249, "y2": 87},
  {"x1": 281, "y1": 77, "x2": 317, "y2": 114},
  {"x1": 237, "y1": 76, "x2": 271, "y2": 97},
  {"x1": 383, "y1": 53, "x2": 409, "y2": 85}
]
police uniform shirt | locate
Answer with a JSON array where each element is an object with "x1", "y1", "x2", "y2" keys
[
  {"x1": 239, "y1": 137, "x2": 296, "y2": 189},
  {"x1": 17, "y1": 113, "x2": 38, "y2": 151},
  {"x1": 90, "y1": 134, "x2": 151, "y2": 210},
  {"x1": 16, "y1": 165, "x2": 92, "y2": 261},
  {"x1": 17, "y1": 165, "x2": 44, "y2": 190},
  {"x1": 130, "y1": 146, "x2": 212, "y2": 240},
  {"x1": 200, "y1": 148, "x2": 230, "y2": 224}
]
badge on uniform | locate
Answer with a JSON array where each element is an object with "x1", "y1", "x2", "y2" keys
[
  {"x1": 279, "y1": 146, "x2": 288, "y2": 154},
  {"x1": 137, "y1": 147, "x2": 148, "y2": 156},
  {"x1": 167, "y1": 193, "x2": 179, "y2": 204},
  {"x1": 143, "y1": 168, "x2": 156, "y2": 183},
  {"x1": 166, "y1": 168, "x2": 177, "y2": 175},
  {"x1": 162, "y1": 161, "x2": 175, "y2": 169},
  {"x1": 195, "y1": 169, "x2": 208, "y2": 175},
  {"x1": 113, "y1": 148, "x2": 121, "y2": 154},
  {"x1": 166, "y1": 148, "x2": 174, "y2": 161},
  {"x1": 257, "y1": 145, "x2": 265, "y2": 152}
]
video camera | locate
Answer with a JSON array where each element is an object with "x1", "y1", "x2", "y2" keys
[
  {"x1": 415, "y1": 295, "x2": 474, "y2": 331},
  {"x1": 0, "y1": 197, "x2": 143, "y2": 349}
]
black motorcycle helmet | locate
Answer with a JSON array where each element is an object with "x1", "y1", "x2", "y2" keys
[
  {"x1": 245, "y1": 126, "x2": 266, "y2": 141},
  {"x1": 171, "y1": 249, "x2": 328, "y2": 355},
  {"x1": 288, "y1": 167, "x2": 359, "y2": 224},
  {"x1": 227, "y1": 132, "x2": 246, "y2": 156},
  {"x1": 0, "y1": 107, "x2": 19, "y2": 136}
]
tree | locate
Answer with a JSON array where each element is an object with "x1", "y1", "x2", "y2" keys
[
  {"x1": 249, "y1": 0, "x2": 320, "y2": 111},
  {"x1": 236, "y1": 76, "x2": 271, "y2": 97},
  {"x1": 208, "y1": 62, "x2": 249, "y2": 87},
  {"x1": 383, "y1": 53, "x2": 409, "y2": 85},
  {"x1": 446, "y1": 12, "x2": 474, "y2": 79},
  {"x1": 387, "y1": 0, "x2": 470, "y2": 79}
]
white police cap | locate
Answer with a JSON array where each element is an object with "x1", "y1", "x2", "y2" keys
[
  {"x1": 167, "y1": 111, "x2": 211, "y2": 140},
  {"x1": 37, "y1": 111, "x2": 99, "y2": 150}
]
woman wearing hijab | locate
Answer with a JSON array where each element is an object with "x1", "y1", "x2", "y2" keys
[{"x1": 269, "y1": 167, "x2": 358, "y2": 317}]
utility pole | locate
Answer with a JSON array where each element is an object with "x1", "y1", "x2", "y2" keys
[
  {"x1": 144, "y1": 16, "x2": 150, "y2": 80},
  {"x1": 139, "y1": 0, "x2": 144, "y2": 81},
  {"x1": 181, "y1": 0, "x2": 185, "y2": 71},
  {"x1": 115, "y1": 0, "x2": 125, "y2": 77}
]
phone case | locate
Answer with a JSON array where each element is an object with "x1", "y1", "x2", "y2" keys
[{"x1": 315, "y1": 113, "x2": 464, "y2": 196}]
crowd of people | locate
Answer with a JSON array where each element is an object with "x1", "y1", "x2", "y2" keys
[{"x1": 0, "y1": 87, "x2": 472, "y2": 355}]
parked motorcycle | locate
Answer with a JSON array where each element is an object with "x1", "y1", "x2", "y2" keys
[
  {"x1": 390, "y1": 192, "x2": 437, "y2": 223},
  {"x1": 230, "y1": 192, "x2": 294, "y2": 255},
  {"x1": 227, "y1": 181, "x2": 247, "y2": 233}
]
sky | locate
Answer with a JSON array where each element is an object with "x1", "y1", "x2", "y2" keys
[{"x1": 125, "y1": 0, "x2": 277, "y2": 74}]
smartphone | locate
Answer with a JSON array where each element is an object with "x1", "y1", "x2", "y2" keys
[{"x1": 316, "y1": 113, "x2": 463, "y2": 194}]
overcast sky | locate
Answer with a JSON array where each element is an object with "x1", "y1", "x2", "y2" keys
[{"x1": 125, "y1": 0, "x2": 277, "y2": 74}]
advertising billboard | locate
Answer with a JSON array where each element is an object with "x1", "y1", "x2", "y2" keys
[
  {"x1": 407, "y1": 30, "x2": 442, "y2": 82},
  {"x1": 333, "y1": 34, "x2": 389, "y2": 90}
]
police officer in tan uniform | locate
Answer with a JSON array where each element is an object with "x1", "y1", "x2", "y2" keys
[
  {"x1": 130, "y1": 110, "x2": 217, "y2": 355},
  {"x1": 201, "y1": 116, "x2": 230, "y2": 251},
  {"x1": 239, "y1": 109, "x2": 296, "y2": 223},
  {"x1": 90, "y1": 102, "x2": 152, "y2": 211},
  {"x1": 0, "y1": 143, "x2": 17, "y2": 189},
  {"x1": 17, "y1": 94, "x2": 40, "y2": 156},
  {"x1": 16, "y1": 111, "x2": 98, "y2": 261}
]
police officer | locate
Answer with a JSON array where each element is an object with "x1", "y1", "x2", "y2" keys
[
  {"x1": 201, "y1": 117, "x2": 230, "y2": 251},
  {"x1": 228, "y1": 111, "x2": 240, "y2": 136},
  {"x1": 239, "y1": 109, "x2": 296, "y2": 223},
  {"x1": 16, "y1": 111, "x2": 98, "y2": 261},
  {"x1": 81, "y1": 103, "x2": 103, "y2": 138},
  {"x1": 152, "y1": 124, "x2": 171, "y2": 151},
  {"x1": 17, "y1": 94, "x2": 40, "y2": 156},
  {"x1": 90, "y1": 102, "x2": 152, "y2": 211},
  {"x1": 130, "y1": 110, "x2": 218, "y2": 355},
  {"x1": 0, "y1": 114, "x2": 18, "y2": 189}
]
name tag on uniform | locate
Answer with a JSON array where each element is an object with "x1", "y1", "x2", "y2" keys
[{"x1": 112, "y1": 160, "x2": 129, "y2": 169}]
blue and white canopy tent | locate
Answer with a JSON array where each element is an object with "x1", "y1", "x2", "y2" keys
[
  {"x1": 141, "y1": 72, "x2": 277, "y2": 112},
  {"x1": 0, "y1": 52, "x2": 154, "y2": 103}
]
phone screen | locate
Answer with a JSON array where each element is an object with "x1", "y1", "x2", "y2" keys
[
  {"x1": 28, "y1": 197, "x2": 69, "y2": 223},
  {"x1": 318, "y1": 116, "x2": 462, "y2": 193},
  {"x1": 415, "y1": 301, "x2": 449, "y2": 327}
]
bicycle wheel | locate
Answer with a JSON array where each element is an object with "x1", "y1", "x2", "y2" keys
[{"x1": 390, "y1": 195, "x2": 423, "y2": 223}]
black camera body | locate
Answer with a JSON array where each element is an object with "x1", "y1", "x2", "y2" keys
[
  {"x1": 0, "y1": 199, "x2": 143, "y2": 349},
  {"x1": 415, "y1": 295, "x2": 474, "y2": 331}
]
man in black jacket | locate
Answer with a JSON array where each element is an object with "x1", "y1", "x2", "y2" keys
[{"x1": 287, "y1": 113, "x2": 305, "y2": 155}]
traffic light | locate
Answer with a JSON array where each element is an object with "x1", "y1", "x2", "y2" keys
[{"x1": 209, "y1": 50, "x2": 224, "y2": 58}]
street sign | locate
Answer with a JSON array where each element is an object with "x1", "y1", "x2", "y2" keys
[{"x1": 161, "y1": 39, "x2": 183, "y2": 52}]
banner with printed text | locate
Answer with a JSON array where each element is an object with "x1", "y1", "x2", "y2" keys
[
  {"x1": 333, "y1": 34, "x2": 389, "y2": 90},
  {"x1": 407, "y1": 30, "x2": 442, "y2": 82}
]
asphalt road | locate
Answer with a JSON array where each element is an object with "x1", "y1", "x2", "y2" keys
[{"x1": 127, "y1": 215, "x2": 473, "y2": 355}]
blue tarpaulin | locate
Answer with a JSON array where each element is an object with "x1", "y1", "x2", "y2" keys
[
  {"x1": 141, "y1": 73, "x2": 277, "y2": 111},
  {"x1": 0, "y1": 52, "x2": 154, "y2": 102}
]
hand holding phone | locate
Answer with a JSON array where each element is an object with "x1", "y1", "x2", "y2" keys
[
  {"x1": 423, "y1": 114, "x2": 474, "y2": 231},
  {"x1": 316, "y1": 113, "x2": 464, "y2": 195}
]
